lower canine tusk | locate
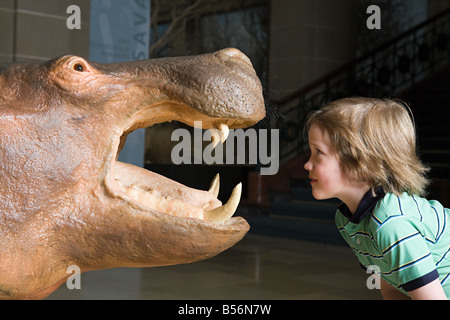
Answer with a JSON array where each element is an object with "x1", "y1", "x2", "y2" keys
[
  {"x1": 204, "y1": 183, "x2": 242, "y2": 224},
  {"x1": 208, "y1": 173, "x2": 220, "y2": 197}
]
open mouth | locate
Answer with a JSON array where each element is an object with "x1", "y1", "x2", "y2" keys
[
  {"x1": 105, "y1": 115, "x2": 244, "y2": 226},
  {"x1": 97, "y1": 49, "x2": 265, "y2": 227}
]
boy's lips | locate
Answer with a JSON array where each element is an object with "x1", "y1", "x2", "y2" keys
[{"x1": 309, "y1": 177, "x2": 318, "y2": 184}]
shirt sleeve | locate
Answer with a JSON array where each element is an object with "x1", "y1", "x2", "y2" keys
[{"x1": 375, "y1": 215, "x2": 439, "y2": 291}]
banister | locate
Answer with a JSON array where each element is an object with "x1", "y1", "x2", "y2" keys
[
  {"x1": 275, "y1": 6, "x2": 450, "y2": 162},
  {"x1": 273, "y1": 7, "x2": 450, "y2": 107}
]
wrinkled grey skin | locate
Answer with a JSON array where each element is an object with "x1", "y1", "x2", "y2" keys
[{"x1": 0, "y1": 48, "x2": 265, "y2": 299}]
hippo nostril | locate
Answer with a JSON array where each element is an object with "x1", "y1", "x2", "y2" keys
[
  {"x1": 217, "y1": 48, "x2": 253, "y2": 68},
  {"x1": 221, "y1": 48, "x2": 243, "y2": 58}
]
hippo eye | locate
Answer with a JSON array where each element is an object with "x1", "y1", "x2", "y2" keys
[{"x1": 73, "y1": 63, "x2": 85, "y2": 72}]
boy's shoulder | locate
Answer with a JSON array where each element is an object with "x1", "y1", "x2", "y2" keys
[
  {"x1": 369, "y1": 192, "x2": 442, "y2": 229},
  {"x1": 335, "y1": 191, "x2": 447, "y2": 229},
  {"x1": 370, "y1": 192, "x2": 404, "y2": 223},
  {"x1": 365, "y1": 193, "x2": 424, "y2": 244}
]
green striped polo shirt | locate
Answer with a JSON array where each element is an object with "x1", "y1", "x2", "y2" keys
[{"x1": 336, "y1": 188, "x2": 450, "y2": 297}]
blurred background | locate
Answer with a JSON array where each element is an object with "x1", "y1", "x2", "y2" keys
[{"x1": 1, "y1": 0, "x2": 449, "y2": 299}]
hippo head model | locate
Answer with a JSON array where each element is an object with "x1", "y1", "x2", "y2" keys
[{"x1": 0, "y1": 48, "x2": 265, "y2": 299}]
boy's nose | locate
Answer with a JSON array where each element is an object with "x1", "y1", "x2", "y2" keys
[{"x1": 304, "y1": 159, "x2": 312, "y2": 171}]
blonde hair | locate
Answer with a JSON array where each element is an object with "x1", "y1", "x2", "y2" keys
[{"x1": 305, "y1": 97, "x2": 429, "y2": 196}]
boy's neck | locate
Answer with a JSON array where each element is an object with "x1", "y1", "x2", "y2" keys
[{"x1": 340, "y1": 183, "x2": 371, "y2": 215}]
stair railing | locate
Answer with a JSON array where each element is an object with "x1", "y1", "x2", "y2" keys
[{"x1": 275, "y1": 8, "x2": 450, "y2": 163}]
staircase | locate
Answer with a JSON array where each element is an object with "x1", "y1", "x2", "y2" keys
[
  {"x1": 242, "y1": 8, "x2": 450, "y2": 242},
  {"x1": 275, "y1": 8, "x2": 450, "y2": 163},
  {"x1": 404, "y1": 66, "x2": 450, "y2": 204}
]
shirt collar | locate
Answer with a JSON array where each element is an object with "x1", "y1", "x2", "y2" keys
[{"x1": 338, "y1": 186, "x2": 385, "y2": 224}]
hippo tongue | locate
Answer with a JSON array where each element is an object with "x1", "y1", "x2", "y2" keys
[{"x1": 112, "y1": 161, "x2": 241, "y2": 224}]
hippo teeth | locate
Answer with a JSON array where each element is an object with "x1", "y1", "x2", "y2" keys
[
  {"x1": 113, "y1": 122, "x2": 240, "y2": 224},
  {"x1": 208, "y1": 173, "x2": 220, "y2": 197},
  {"x1": 209, "y1": 123, "x2": 230, "y2": 148},
  {"x1": 115, "y1": 169, "x2": 241, "y2": 224},
  {"x1": 204, "y1": 182, "x2": 242, "y2": 224},
  {"x1": 218, "y1": 123, "x2": 230, "y2": 141}
]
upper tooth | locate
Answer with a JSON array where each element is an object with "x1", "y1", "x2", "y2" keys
[
  {"x1": 218, "y1": 123, "x2": 229, "y2": 142},
  {"x1": 204, "y1": 183, "x2": 242, "y2": 224},
  {"x1": 208, "y1": 123, "x2": 230, "y2": 148},
  {"x1": 210, "y1": 129, "x2": 221, "y2": 148}
]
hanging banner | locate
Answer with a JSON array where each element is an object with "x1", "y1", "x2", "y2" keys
[
  {"x1": 90, "y1": 0, "x2": 151, "y2": 167},
  {"x1": 90, "y1": 0, "x2": 150, "y2": 62}
]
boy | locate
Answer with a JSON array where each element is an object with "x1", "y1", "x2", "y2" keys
[{"x1": 304, "y1": 97, "x2": 450, "y2": 300}]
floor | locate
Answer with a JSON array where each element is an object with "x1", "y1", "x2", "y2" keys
[{"x1": 47, "y1": 233, "x2": 381, "y2": 300}]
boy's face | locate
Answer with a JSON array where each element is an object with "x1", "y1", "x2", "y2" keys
[{"x1": 304, "y1": 123, "x2": 350, "y2": 201}]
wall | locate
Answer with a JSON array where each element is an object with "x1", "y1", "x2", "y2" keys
[
  {"x1": 0, "y1": 0, "x2": 90, "y2": 64},
  {"x1": 268, "y1": 0, "x2": 359, "y2": 104}
]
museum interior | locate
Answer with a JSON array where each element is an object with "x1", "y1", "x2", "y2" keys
[{"x1": 0, "y1": 0, "x2": 449, "y2": 300}]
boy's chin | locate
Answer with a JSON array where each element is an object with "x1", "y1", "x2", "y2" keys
[{"x1": 311, "y1": 190, "x2": 332, "y2": 201}]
